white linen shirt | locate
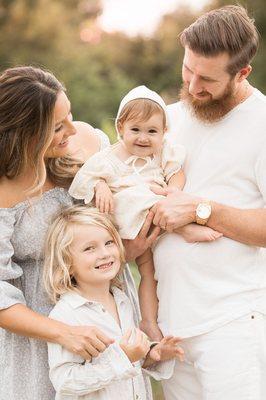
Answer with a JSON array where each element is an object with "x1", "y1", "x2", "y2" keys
[
  {"x1": 154, "y1": 89, "x2": 266, "y2": 338},
  {"x1": 48, "y1": 287, "x2": 174, "y2": 400}
]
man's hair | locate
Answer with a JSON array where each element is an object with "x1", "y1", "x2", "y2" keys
[{"x1": 179, "y1": 5, "x2": 259, "y2": 75}]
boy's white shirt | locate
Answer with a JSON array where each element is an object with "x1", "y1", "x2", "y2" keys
[{"x1": 48, "y1": 287, "x2": 174, "y2": 400}]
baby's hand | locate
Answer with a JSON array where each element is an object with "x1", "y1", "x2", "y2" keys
[
  {"x1": 120, "y1": 328, "x2": 150, "y2": 363},
  {"x1": 149, "y1": 335, "x2": 184, "y2": 363},
  {"x1": 95, "y1": 180, "x2": 114, "y2": 214}
]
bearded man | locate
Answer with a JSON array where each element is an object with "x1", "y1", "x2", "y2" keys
[{"x1": 151, "y1": 5, "x2": 266, "y2": 400}]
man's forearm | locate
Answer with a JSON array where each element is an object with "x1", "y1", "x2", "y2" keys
[{"x1": 207, "y1": 202, "x2": 266, "y2": 247}]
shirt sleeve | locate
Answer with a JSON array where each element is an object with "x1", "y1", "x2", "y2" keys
[
  {"x1": 48, "y1": 340, "x2": 140, "y2": 396},
  {"x1": 142, "y1": 359, "x2": 175, "y2": 381},
  {"x1": 161, "y1": 140, "x2": 186, "y2": 183},
  {"x1": 0, "y1": 209, "x2": 26, "y2": 310},
  {"x1": 255, "y1": 143, "x2": 266, "y2": 204},
  {"x1": 68, "y1": 150, "x2": 114, "y2": 204}
]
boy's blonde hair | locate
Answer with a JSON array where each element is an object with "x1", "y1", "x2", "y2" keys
[
  {"x1": 117, "y1": 98, "x2": 167, "y2": 135},
  {"x1": 43, "y1": 205, "x2": 126, "y2": 303}
]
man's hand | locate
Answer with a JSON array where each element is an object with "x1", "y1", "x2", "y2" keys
[
  {"x1": 95, "y1": 180, "x2": 114, "y2": 214},
  {"x1": 151, "y1": 186, "x2": 201, "y2": 232},
  {"x1": 123, "y1": 211, "x2": 161, "y2": 261}
]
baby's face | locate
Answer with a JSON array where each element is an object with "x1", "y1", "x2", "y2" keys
[{"x1": 119, "y1": 113, "x2": 166, "y2": 158}]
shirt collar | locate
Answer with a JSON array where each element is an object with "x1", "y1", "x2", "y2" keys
[{"x1": 60, "y1": 287, "x2": 128, "y2": 310}]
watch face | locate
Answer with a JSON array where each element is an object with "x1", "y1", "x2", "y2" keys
[{"x1": 197, "y1": 204, "x2": 211, "y2": 219}]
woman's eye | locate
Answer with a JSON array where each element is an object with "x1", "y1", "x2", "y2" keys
[{"x1": 55, "y1": 125, "x2": 63, "y2": 133}]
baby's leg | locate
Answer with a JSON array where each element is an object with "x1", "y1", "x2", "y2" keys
[
  {"x1": 178, "y1": 223, "x2": 223, "y2": 243},
  {"x1": 137, "y1": 248, "x2": 163, "y2": 341}
]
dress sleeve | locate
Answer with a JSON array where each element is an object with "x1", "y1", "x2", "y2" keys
[
  {"x1": 0, "y1": 209, "x2": 26, "y2": 310},
  {"x1": 161, "y1": 140, "x2": 186, "y2": 183},
  {"x1": 69, "y1": 150, "x2": 114, "y2": 204}
]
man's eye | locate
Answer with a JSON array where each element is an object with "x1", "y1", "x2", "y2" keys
[{"x1": 55, "y1": 125, "x2": 63, "y2": 133}]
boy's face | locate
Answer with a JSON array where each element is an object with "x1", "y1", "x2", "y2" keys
[
  {"x1": 119, "y1": 112, "x2": 166, "y2": 158},
  {"x1": 70, "y1": 224, "x2": 121, "y2": 291}
]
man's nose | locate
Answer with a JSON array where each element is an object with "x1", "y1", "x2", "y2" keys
[{"x1": 188, "y1": 76, "x2": 202, "y2": 96}]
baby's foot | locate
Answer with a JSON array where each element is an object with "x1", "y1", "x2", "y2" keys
[
  {"x1": 179, "y1": 223, "x2": 223, "y2": 243},
  {"x1": 139, "y1": 320, "x2": 163, "y2": 342}
]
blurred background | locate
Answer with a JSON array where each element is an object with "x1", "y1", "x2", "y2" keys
[{"x1": 1, "y1": 0, "x2": 264, "y2": 398}]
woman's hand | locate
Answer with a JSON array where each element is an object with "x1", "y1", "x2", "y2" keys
[
  {"x1": 95, "y1": 181, "x2": 114, "y2": 214},
  {"x1": 123, "y1": 211, "x2": 161, "y2": 261},
  {"x1": 58, "y1": 325, "x2": 114, "y2": 361},
  {"x1": 120, "y1": 328, "x2": 150, "y2": 363}
]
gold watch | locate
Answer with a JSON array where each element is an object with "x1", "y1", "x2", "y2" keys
[{"x1": 195, "y1": 201, "x2": 211, "y2": 225}]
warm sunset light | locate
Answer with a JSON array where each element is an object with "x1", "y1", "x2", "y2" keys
[{"x1": 99, "y1": 0, "x2": 209, "y2": 36}]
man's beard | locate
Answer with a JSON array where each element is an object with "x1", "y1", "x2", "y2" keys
[{"x1": 179, "y1": 80, "x2": 236, "y2": 123}]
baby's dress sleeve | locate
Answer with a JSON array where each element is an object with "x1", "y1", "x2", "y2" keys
[
  {"x1": 161, "y1": 140, "x2": 186, "y2": 183},
  {"x1": 69, "y1": 150, "x2": 113, "y2": 204},
  {"x1": 0, "y1": 209, "x2": 26, "y2": 310}
]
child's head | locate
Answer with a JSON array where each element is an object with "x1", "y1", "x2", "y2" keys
[
  {"x1": 116, "y1": 85, "x2": 168, "y2": 158},
  {"x1": 43, "y1": 205, "x2": 126, "y2": 303}
]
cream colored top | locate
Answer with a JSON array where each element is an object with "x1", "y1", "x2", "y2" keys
[{"x1": 69, "y1": 140, "x2": 185, "y2": 239}]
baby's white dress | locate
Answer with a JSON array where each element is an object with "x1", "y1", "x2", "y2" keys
[{"x1": 69, "y1": 141, "x2": 185, "y2": 239}]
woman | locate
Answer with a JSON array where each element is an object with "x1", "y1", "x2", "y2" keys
[{"x1": 0, "y1": 66, "x2": 158, "y2": 400}]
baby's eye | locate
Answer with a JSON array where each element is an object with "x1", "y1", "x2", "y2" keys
[
  {"x1": 131, "y1": 128, "x2": 139, "y2": 132},
  {"x1": 106, "y1": 240, "x2": 114, "y2": 246},
  {"x1": 55, "y1": 125, "x2": 63, "y2": 133},
  {"x1": 148, "y1": 129, "x2": 157, "y2": 134}
]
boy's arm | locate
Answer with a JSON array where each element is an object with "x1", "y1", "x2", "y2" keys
[{"x1": 48, "y1": 339, "x2": 139, "y2": 396}]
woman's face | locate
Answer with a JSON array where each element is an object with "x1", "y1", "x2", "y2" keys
[{"x1": 45, "y1": 91, "x2": 76, "y2": 159}]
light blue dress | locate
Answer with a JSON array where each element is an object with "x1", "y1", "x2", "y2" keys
[{"x1": 0, "y1": 130, "x2": 145, "y2": 400}]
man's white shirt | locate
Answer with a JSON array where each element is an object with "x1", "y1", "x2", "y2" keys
[{"x1": 154, "y1": 88, "x2": 266, "y2": 338}]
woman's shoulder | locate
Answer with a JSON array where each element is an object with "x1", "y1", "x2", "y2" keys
[{"x1": 70, "y1": 121, "x2": 110, "y2": 161}]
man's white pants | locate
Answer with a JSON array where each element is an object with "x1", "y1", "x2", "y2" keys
[{"x1": 162, "y1": 312, "x2": 266, "y2": 400}]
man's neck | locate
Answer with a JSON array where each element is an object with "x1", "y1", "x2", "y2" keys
[{"x1": 234, "y1": 80, "x2": 254, "y2": 106}]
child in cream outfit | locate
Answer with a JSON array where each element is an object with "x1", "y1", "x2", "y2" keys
[{"x1": 69, "y1": 86, "x2": 221, "y2": 340}]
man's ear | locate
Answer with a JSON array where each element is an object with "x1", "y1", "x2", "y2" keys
[{"x1": 236, "y1": 65, "x2": 252, "y2": 82}]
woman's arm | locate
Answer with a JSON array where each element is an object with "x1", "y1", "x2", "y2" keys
[{"x1": 0, "y1": 303, "x2": 113, "y2": 360}]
